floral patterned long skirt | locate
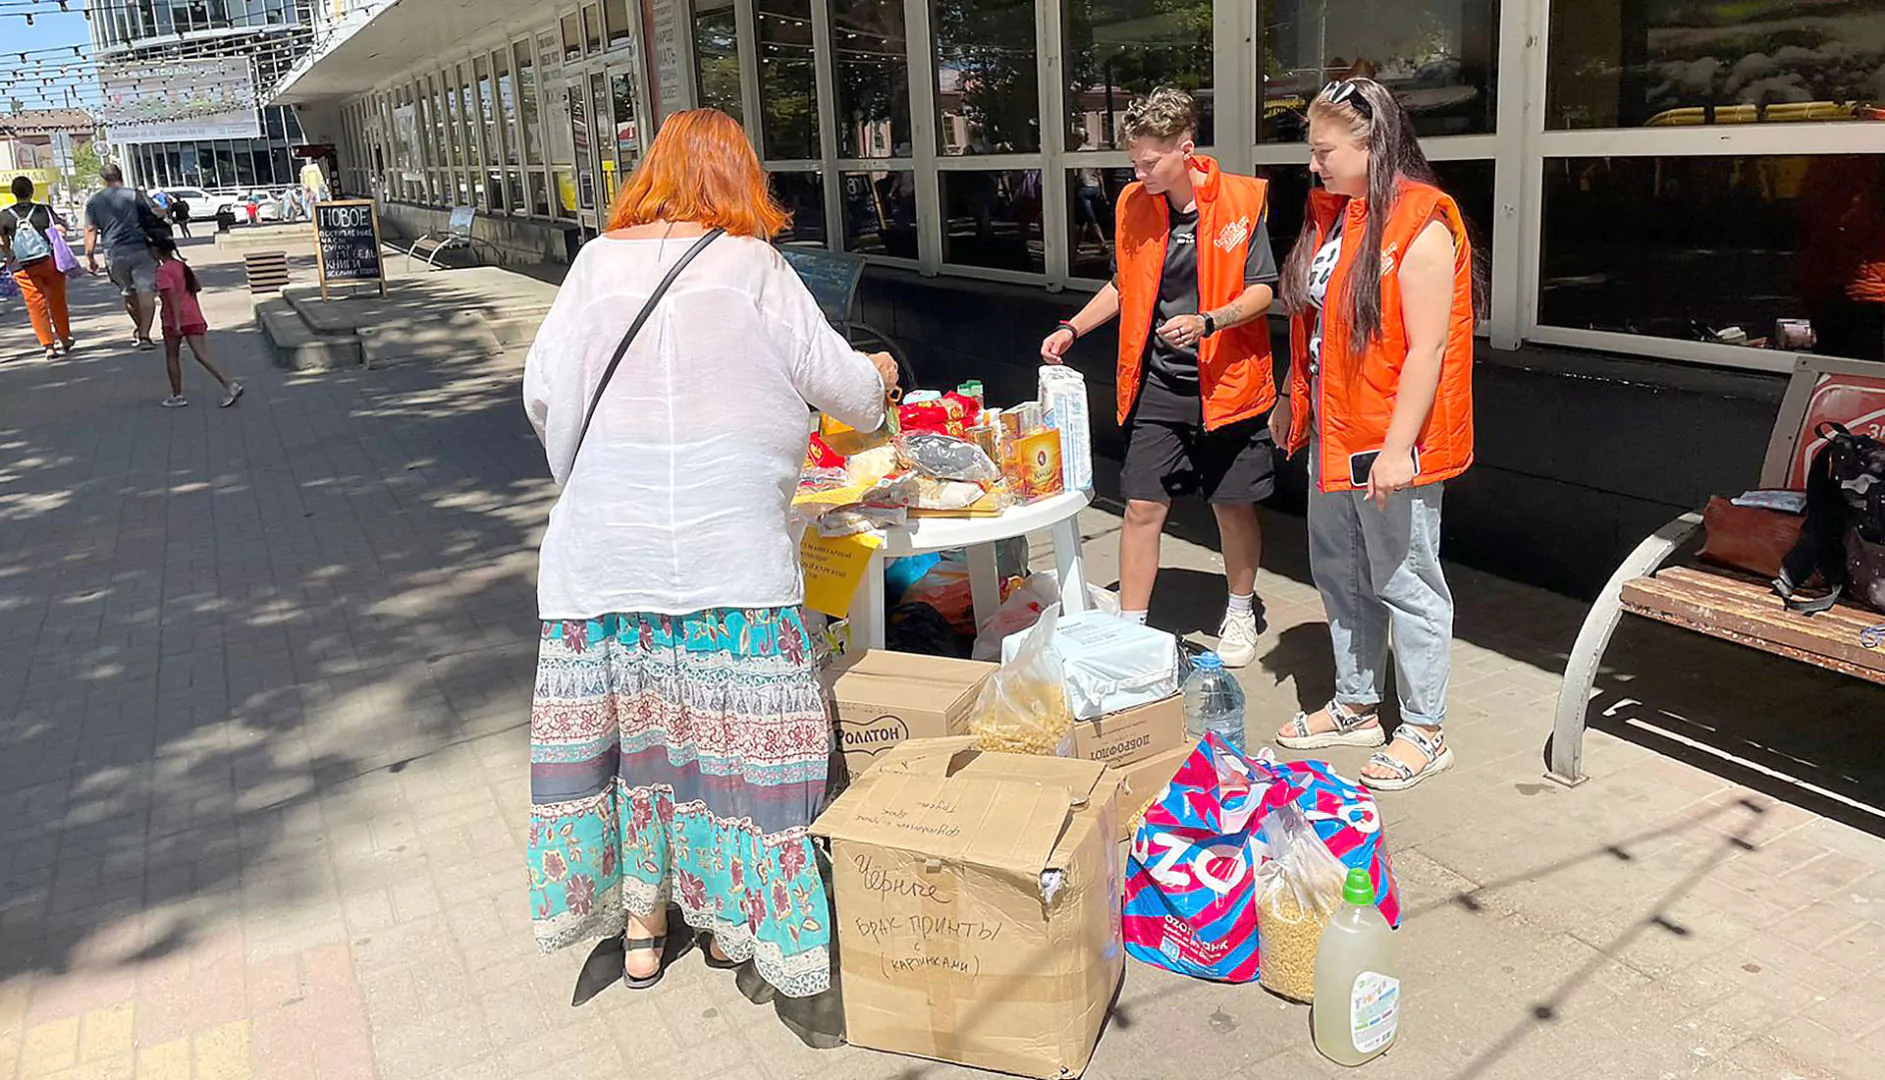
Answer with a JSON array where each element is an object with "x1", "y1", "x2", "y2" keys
[{"x1": 526, "y1": 607, "x2": 832, "y2": 998}]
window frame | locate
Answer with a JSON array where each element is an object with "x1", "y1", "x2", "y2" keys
[
  {"x1": 1514, "y1": 0, "x2": 1882, "y2": 373},
  {"x1": 323, "y1": 1, "x2": 1885, "y2": 374}
]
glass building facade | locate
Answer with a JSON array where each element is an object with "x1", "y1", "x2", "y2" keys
[
  {"x1": 323, "y1": 0, "x2": 1885, "y2": 373},
  {"x1": 93, "y1": 1, "x2": 314, "y2": 192}
]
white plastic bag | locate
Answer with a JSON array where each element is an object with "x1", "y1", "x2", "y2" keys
[
  {"x1": 969, "y1": 572, "x2": 1121, "y2": 661},
  {"x1": 999, "y1": 611, "x2": 1181, "y2": 720},
  {"x1": 971, "y1": 574, "x2": 1063, "y2": 662}
]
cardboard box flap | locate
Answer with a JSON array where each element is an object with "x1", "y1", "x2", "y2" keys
[
  {"x1": 868, "y1": 736, "x2": 1114, "y2": 803},
  {"x1": 814, "y1": 769, "x2": 1077, "y2": 878},
  {"x1": 825, "y1": 652, "x2": 994, "y2": 710}
]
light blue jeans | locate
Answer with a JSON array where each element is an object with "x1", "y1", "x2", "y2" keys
[{"x1": 1306, "y1": 447, "x2": 1453, "y2": 728}]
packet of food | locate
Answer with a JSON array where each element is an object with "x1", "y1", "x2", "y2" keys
[
  {"x1": 968, "y1": 604, "x2": 1074, "y2": 757},
  {"x1": 1253, "y1": 801, "x2": 1349, "y2": 1002},
  {"x1": 895, "y1": 431, "x2": 1002, "y2": 483}
]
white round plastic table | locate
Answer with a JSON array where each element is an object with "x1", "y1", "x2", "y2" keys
[{"x1": 846, "y1": 490, "x2": 1092, "y2": 651}]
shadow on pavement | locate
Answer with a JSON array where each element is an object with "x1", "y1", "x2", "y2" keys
[{"x1": 0, "y1": 237, "x2": 553, "y2": 987}]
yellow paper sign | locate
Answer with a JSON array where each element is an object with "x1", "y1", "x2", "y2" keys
[{"x1": 801, "y1": 530, "x2": 882, "y2": 619}]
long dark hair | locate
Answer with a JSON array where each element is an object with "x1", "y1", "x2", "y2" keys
[
  {"x1": 152, "y1": 236, "x2": 201, "y2": 295},
  {"x1": 1279, "y1": 78, "x2": 1488, "y2": 357}
]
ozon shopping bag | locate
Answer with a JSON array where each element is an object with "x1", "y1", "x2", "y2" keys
[{"x1": 1121, "y1": 733, "x2": 1400, "y2": 982}]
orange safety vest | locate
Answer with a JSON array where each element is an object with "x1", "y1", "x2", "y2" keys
[
  {"x1": 1285, "y1": 181, "x2": 1476, "y2": 492},
  {"x1": 1114, "y1": 156, "x2": 1275, "y2": 431}
]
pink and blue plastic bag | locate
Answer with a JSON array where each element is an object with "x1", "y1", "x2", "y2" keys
[{"x1": 1122, "y1": 734, "x2": 1400, "y2": 982}]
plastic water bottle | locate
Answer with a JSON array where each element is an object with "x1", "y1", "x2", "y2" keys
[{"x1": 1183, "y1": 651, "x2": 1246, "y2": 754}]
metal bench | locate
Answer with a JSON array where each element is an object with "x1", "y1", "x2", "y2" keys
[
  {"x1": 406, "y1": 206, "x2": 494, "y2": 270},
  {"x1": 778, "y1": 246, "x2": 914, "y2": 387},
  {"x1": 1549, "y1": 353, "x2": 1885, "y2": 786}
]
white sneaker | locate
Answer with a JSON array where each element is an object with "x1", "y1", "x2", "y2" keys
[
  {"x1": 1217, "y1": 610, "x2": 1262, "y2": 668},
  {"x1": 219, "y1": 382, "x2": 244, "y2": 408},
  {"x1": 160, "y1": 395, "x2": 188, "y2": 408}
]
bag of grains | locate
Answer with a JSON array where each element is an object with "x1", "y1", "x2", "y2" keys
[
  {"x1": 1253, "y1": 800, "x2": 1350, "y2": 1002},
  {"x1": 968, "y1": 604, "x2": 1074, "y2": 756}
]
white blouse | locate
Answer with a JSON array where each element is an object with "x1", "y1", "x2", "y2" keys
[{"x1": 523, "y1": 233, "x2": 886, "y2": 620}]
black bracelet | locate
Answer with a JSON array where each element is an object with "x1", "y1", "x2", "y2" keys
[
  {"x1": 1056, "y1": 319, "x2": 1080, "y2": 339},
  {"x1": 1201, "y1": 313, "x2": 1217, "y2": 337}
]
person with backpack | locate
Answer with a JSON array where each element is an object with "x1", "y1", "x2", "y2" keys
[
  {"x1": 170, "y1": 196, "x2": 192, "y2": 239},
  {"x1": 83, "y1": 165, "x2": 168, "y2": 351},
  {"x1": 3, "y1": 175, "x2": 77, "y2": 361},
  {"x1": 151, "y1": 236, "x2": 241, "y2": 409}
]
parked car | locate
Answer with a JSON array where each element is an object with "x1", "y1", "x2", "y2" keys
[
  {"x1": 153, "y1": 187, "x2": 215, "y2": 220},
  {"x1": 234, "y1": 191, "x2": 283, "y2": 224},
  {"x1": 209, "y1": 188, "x2": 275, "y2": 221}
]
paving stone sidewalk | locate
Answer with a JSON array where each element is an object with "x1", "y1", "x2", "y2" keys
[{"x1": 3, "y1": 241, "x2": 1884, "y2": 1080}]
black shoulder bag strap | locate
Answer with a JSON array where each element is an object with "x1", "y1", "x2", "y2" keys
[{"x1": 566, "y1": 227, "x2": 724, "y2": 476}]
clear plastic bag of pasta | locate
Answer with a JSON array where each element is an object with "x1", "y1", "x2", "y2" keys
[
  {"x1": 969, "y1": 604, "x2": 1074, "y2": 757},
  {"x1": 1254, "y1": 800, "x2": 1350, "y2": 1002}
]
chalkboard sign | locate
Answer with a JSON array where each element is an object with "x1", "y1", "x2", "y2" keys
[
  {"x1": 780, "y1": 247, "x2": 863, "y2": 325},
  {"x1": 314, "y1": 199, "x2": 386, "y2": 299}
]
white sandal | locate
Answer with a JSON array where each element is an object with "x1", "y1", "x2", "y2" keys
[
  {"x1": 1276, "y1": 700, "x2": 1387, "y2": 751},
  {"x1": 1361, "y1": 726, "x2": 1454, "y2": 791}
]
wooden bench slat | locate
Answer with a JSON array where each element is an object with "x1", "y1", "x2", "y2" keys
[
  {"x1": 1652, "y1": 567, "x2": 1883, "y2": 634},
  {"x1": 1621, "y1": 567, "x2": 1885, "y2": 684}
]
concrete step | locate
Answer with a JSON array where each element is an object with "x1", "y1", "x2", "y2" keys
[
  {"x1": 485, "y1": 311, "x2": 547, "y2": 348},
  {"x1": 358, "y1": 319, "x2": 504, "y2": 368},
  {"x1": 256, "y1": 298, "x2": 362, "y2": 372}
]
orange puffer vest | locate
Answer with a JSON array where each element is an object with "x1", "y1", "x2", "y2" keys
[
  {"x1": 1285, "y1": 181, "x2": 1476, "y2": 492},
  {"x1": 1114, "y1": 156, "x2": 1275, "y2": 430}
]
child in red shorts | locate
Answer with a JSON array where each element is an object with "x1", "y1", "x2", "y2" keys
[{"x1": 153, "y1": 237, "x2": 242, "y2": 409}]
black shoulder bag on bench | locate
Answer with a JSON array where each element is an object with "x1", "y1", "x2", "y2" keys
[
  {"x1": 1775, "y1": 421, "x2": 1885, "y2": 615},
  {"x1": 565, "y1": 228, "x2": 723, "y2": 476}
]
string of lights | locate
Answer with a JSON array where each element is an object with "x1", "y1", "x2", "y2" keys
[{"x1": 0, "y1": 0, "x2": 395, "y2": 123}]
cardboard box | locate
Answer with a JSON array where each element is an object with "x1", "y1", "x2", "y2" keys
[
  {"x1": 814, "y1": 738, "x2": 1125, "y2": 1079},
  {"x1": 1113, "y1": 745, "x2": 1191, "y2": 844},
  {"x1": 1069, "y1": 694, "x2": 1186, "y2": 768},
  {"x1": 823, "y1": 651, "x2": 995, "y2": 780}
]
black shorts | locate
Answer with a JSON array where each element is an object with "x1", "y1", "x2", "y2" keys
[{"x1": 1121, "y1": 414, "x2": 1278, "y2": 504}]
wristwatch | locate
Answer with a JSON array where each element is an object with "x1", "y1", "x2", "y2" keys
[{"x1": 1201, "y1": 313, "x2": 1218, "y2": 337}]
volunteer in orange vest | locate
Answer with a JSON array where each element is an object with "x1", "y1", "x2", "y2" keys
[
  {"x1": 1269, "y1": 78, "x2": 1483, "y2": 791},
  {"x1": 1040, "y1": 87, "x2": 1280, "y2": 667}
]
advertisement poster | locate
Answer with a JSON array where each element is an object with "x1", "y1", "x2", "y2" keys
[{"x1": 101, "y1": 56, "x2": 261, "y2": 143}]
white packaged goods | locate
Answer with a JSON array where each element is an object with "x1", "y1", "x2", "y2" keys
[
  {"x1": 1001, "y1": 612, "x2": 1182, "y2": 721},
  {"x1": 1039, "y1": 365, "x2": 1095, "y2": 493}
]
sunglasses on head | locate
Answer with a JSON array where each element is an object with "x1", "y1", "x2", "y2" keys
[{"x1": 1321, "y1": 79, "x2": 1374, "y2": 119}]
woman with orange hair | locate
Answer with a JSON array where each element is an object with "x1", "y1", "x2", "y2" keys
[{"x1": 522, "y1": 109, "x2": 897, "y2": 997}]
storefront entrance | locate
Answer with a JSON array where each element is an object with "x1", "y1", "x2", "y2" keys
[{"x1": 565, "y1": 61, "x2": 644, "y2": 235}]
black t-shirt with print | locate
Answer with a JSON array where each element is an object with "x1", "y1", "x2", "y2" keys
[{"x1": 1130, "y1": 205, "x2": 1279, "y2": 425}]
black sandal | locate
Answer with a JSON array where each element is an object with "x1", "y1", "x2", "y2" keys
[
  {"x1": 622, "y1": 933, "x2": 669, "y2": 990},
  {"x1": 698, "y1": 931, "x2": 742, "y2": 970}
]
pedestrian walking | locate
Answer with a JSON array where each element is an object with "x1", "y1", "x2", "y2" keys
[
  {"x1": 1269, "y1": 78, "x2": 1486, "y2": 791},
  {"x1": 1040, "y1": 87, "x2": 1280, "y2": 665},
  {"x1": 151, "y1": 237, "x2": 241, "y2": 409},
  {"x1": 521, "y1": 108, "x2": 896, "y2": 997},
  {"x1": 171, "y1": 196, "x2": 192, "y2": 239},
  {"x1": 3, "y1": 175, "x2": 76, "y2": 361},
  {"x1": 83, "y1": 165, "x2": 164, "y2": 350}
]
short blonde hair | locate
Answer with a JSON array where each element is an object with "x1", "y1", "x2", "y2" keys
[{"x1": 1120, "y1": 87, "x2": 1197, "y2": 143}]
